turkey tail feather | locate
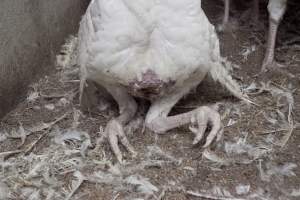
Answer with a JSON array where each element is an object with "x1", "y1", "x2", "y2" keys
[{"x1": 209, "y1": 62, "x2": 255, "y2": 105}]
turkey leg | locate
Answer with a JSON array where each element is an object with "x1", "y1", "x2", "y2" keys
[
  {"x1": 262, "y1": 0, "x2": 287, "y2": 71},
  {"x1": 104, "y1": 85, "x2": 138, "y2": 164},
  {"x1": 145, "y1": 84, "x2": 223, "y2": 148}
]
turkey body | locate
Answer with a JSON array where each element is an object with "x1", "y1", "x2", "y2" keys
[
  {"x1": 78, "y1": 0, "x2": 220, "y2": 100},
  {"x1": 77, "y1": 0, "x2": 248, "y2": 163}
]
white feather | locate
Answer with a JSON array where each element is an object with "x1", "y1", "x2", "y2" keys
[{"x1": 125, "y1": 175, "x2": 158, "y2": 195}]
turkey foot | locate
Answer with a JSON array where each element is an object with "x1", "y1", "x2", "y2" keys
[
  {"x1": 107, "y1": 119, "x2": 137, "y2": 164},
  {"x1": 103, "y1": 85, "x2": 138, "y2": 164},
  {"x1": 146, "y1": 91, "x2": 223, "y2": 148},
  {"x1": 189, "y1": 106, "x2": 223, "y2": 147}
]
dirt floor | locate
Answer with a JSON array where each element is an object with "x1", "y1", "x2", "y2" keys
[{"x1": 1, "y1": 0, "x2": 300, "y2": 199}]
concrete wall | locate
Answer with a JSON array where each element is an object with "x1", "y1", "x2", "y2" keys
[{"x1": 0, "y1": 0, "x2": 90, "y2": 118}]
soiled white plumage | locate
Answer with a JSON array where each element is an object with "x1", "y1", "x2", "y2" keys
[
  {"x1": 78, "y1": 0, "x2": 221, "y2": 90},
  {"x1": 77, "y1": 0, "x2": 249, "y2": 163}
]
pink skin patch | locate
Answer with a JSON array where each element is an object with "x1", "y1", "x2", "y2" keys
[{"x1": 129, "y1": 69, "x2": 175, "y2": 100}]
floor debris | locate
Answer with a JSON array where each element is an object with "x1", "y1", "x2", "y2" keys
[{"x1": 1, "y1": 1, "x2": 300, "y2": 199}]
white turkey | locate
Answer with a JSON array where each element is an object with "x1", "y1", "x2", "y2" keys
[
  {"x1": 222, "y1": 0, "x2": 287, "y2": 71},
  {"x1": 77, "y1": 0, "x2": 250, "y2": 163}
]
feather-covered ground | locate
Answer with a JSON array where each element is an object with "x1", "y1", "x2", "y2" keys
[{"x1": 1, "y1": 0, "x2": 300, "y2": 199}]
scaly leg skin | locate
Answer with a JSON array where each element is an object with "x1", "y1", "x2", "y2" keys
[
  {"x1": 219, "y1": 0, "x2": 238, "y2": 33},
  {"x1": 104, "y1": 85, "x2": 138, "y2": 164},
  {"x1": 220, "y1": 0, "x2": 230, "y2": 31},
  {"x1": 145, "y1": 82, "x2": 223, "y2": 148},
  {"x1": 262, "y1": 18, "x2": 281, "y2": 72},
  {"x1": 262, "y1": 0, "x2": 287, "y2": 72}
]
